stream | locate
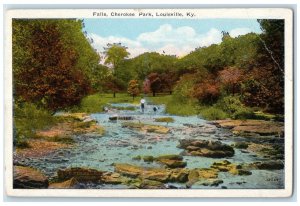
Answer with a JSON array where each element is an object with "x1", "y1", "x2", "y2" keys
[{"x1": 19, "y1": 101, "x2": 284, "y2": 189}]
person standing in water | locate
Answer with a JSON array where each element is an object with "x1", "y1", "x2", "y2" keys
[{"x1": 140, "y1": 98, "x2": 146, "y2": 113}]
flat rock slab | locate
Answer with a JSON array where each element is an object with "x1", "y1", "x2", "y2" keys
[
  {"x1": 212, "y1": 120, "x2": 284, "y2": 136},
  {"x1": 122, "y1": 122, "x2": 170, "y2": 134},
  {"x1": 13, "y1": 166, "x2": 49, "y2": 189},
  {"x1": 57, "y1": 167, "x2": 103, "y2": 182}
]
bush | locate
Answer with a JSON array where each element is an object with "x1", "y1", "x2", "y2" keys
[
  {"x1": 14, "y1": 102, "x2": 56, "y2": 147},
  {"x1": 198, "y1": 107, "x2": 228, "y2": 120},
  {"x1": 216, "y1": 96, "x2": 254, "y2": 119},
  {"x1": 232, "y1": 107, "x2": 255, "y2": 120}
]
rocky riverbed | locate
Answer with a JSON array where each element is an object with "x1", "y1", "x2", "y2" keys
[{"x1": 13, "y1": 103, "x2": 285, "y2": 189}]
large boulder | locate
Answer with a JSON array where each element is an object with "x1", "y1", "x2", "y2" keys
[
  {"x1": 179, "y1": 139, "x2": 234, "y2": 158},
  {"x1": 13, "y1": 166, "x2": 49, "y2": 189},
  {"x1": 57, "y1": 167, "x2": 103, "y2": 182}
]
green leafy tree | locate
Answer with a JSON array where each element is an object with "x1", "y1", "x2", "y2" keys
[{"x1": 103, "y1": 43, "x2": 130, "y2": 97}]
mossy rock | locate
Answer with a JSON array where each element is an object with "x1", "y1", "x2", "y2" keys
[
  {"x1": 154, "y1": 117, "x2": 174, "y2": 123},
  {"x1": 233, "y1": 142, "x2": 249, "y2": 149},
  {"x1": 143, "y1": 156, "x2": 154, "y2": 162},
  {"x1": 158, "y1": 159, "x2": 187, "y2": 168},
  {"x1": 132, "y1": 155, "x2": 141, "y2": 161},
  {"x1": 156, "y1": 154, "x2": 183, "y2": 161},
  {"x1": 122, "y1": 122, "x2": 170, "y2": 134}
]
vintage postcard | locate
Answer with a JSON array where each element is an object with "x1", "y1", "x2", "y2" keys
[{"x1": 4, "y1": 8, "x2": 293, "y2": 197}]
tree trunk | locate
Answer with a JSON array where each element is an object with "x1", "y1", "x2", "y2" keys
[
  {"x1": 153, "y1": 91, "x2": 155, "y2": 97},
  {"x1": 132, "y1": 95, "x2": 134, "y2": 100},
  {"x1": 169, "y1": 91, "x2": 172, "y2": 95},
  {"x1": 113, "y1": 92, "x2": 116, "y2": 98}
]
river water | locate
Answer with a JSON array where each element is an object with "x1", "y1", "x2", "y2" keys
[{"x1": 20, "y1": 102, "x2": 284, "y2": 189}]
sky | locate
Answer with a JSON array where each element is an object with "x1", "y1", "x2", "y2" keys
[{"x1": 83, "y1": 18, "x2": 262, "y2": 58}]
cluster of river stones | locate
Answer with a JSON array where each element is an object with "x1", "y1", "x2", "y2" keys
[{"x1": 14, "y1": 137, "x2": 284, "y2": 189}]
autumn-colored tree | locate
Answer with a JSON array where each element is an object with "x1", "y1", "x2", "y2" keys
[
  {"x1": 13, "y1": 19, "x2": 97, "y2": 111},
  {"x1": 147, "y1": 73, "x2": 162, "y2": 97},
  {"x1": 127, "y1": 80, "x2": 140, "y2": 100},
  {"x1": 218, "y1": 66, "x2": 244, "y2": 95},
  {"x1": 160, "y1": 71, "x2": 178, "y2": 94},
  {"x1": 192, "y1": 77, "x2": 220, "y2": 105},
  {"x1": 143, "y1": 78, "x2": 151, "y2": 94}
]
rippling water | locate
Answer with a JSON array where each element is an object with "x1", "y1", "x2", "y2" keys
[{"x1": 20, "y1": 102, "x2": 284, "y2": 189}]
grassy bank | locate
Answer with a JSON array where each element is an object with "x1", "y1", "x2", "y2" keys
[
  {"x1": 72, "y1": 93, "x2": 141, "y2": 113},
  {"x1": 147, "y1": 95, "x2": 199, "y2": 116}
]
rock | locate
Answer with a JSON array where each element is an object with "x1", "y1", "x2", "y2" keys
[
  {"x1": 199, "y1": 179, "x2": 224, "y2": 187},
  {"x1": 221, "y1": 186, "x2": 227, "y2": 189},
  {"x1": 187, "y1": 168, "x2": 219, "y2": 187},
  {"x1": 169, "y1": 168, "x2": 189, "y2": 183},
  {"x1": 142, "y1": 156, "x2": 154, "y2": 162},
  {"x1": 147, "y1": 146, "x2": 152, "y2": 149},
  {"x1": 179, "y1": 139, "x2": 234, "y2": 158},
  {"x1": 211, "y1": 160, "x2": 251, "y2": 176},
  {"x1": 132, "y1": 155, "x2": 141, "y2": 160},
  {"x1": 57, "y1": 167, "x2": 103, "y2": 182},
  {"x1": 212, "y1": 120, "x2": 284, "y2": 137},
  {"x1": 139, "y1": 179, "x2": 166, "y2": 189},
  {"x1": 156, "y1": 154, "x2": 183, "y2": 161},
  {"x1": 13, "y1": 166, "x2": 49, "y2": 189},
  {"x1": 122, "y1": 122, "x2": 170, "y2": 134},
  {"x1": 101, "y1": 172, "x2": 124, "y2": 184},
  {"x1": 236, "y1": 169, "x2": 252, "y2": 176},
  {"x1": 233, "y1": 142, "x2": 249, "y2": 149},
  {"x1": 48, "y1": 177, "x2": 78, "y2": 189},
  {"x1": 155, "y1": 154, "x2": 186, "y2": 168},
  {"x1": 109, "y1": 116, "x2": 133, "y2": 121},
  {"x1": 248, "y1": 161, "x2": 284, "y2": 170},
  {"x1": 158, "y1": 159, "x2": 187, "y2": 168},
  {"x1": 114, "y1": 163, "x2": 171, "y2": 182}
]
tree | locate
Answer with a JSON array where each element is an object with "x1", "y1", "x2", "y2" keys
[
  {"x1": 143, "y1": 78, "x2": 151, "y2": 94},
  {"x1": 218, "y1": 66, "x2": 244, "y2": 96},
  {"x1": 160, "y1": 71, "x2": 178, "y2": 94},
  {"x1": 242, "y1": 19, "x2": 284, "y2": 113},
  {"x1": 192, "y1": 76, "x2": 221, "y2": 105},
  {"x1": 13, "y1": 19, "x2": 98, "y2": 111},
  {"x1": 103, "y1": 43, "x2": 130, "y2": 97},
  {"x1": 147, "y1": 73, "x2": 162, "y2": 97},
  {"x1": 127, "y1": 80, "x2": 140, "y2": 100}
]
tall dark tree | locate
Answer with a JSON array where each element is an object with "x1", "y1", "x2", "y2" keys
[{"x1": 13, "y1": 19, "x2": 99, "y2": 111}]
